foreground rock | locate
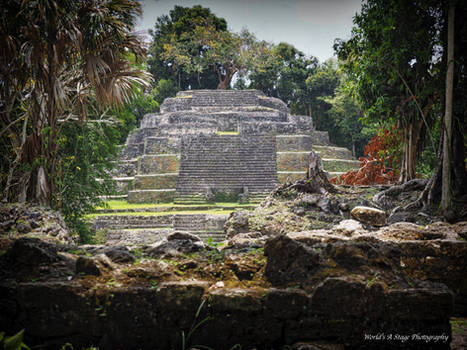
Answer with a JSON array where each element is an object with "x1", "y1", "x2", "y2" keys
[
  {"x1": 0, "y1": 230, "x2": 463, "y2": 349},
  {"x1": 0, "y1": 203, "x2": 76, "y2": 244},
  {"x1": 350, "y1": 205, "x2": 387, "y2": 226}
]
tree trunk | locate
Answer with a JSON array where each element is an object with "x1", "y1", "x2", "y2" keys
[
  {"x1": 217, "y1": 79, "x2": 228, "y2": 90},
  {"x1": 216, "y1": 65, "x2": 236, "y2": 90},
  {"x1": 399, "y1": 119, "x2": 422, "y2": 183},
  {"x1": 441, "y1": 0, "x2": 455, "y2": 214}
]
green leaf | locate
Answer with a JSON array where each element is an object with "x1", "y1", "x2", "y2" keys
[{"x1": 4, "y1": 329, "x2": 24, "y2": 350}]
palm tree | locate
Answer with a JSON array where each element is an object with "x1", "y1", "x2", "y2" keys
[{"x1": 0, "y1": 0, "x2": 150, "y2": 204}]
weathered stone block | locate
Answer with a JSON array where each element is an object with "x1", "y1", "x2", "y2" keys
[
  {"x1": 275, "y1": 135, "x2": 313, "y2": 152},
  {"x1": 313, "y1": 145, "x2": 354, "y2": 160},
  {"x1": 240, "y1": 121, "x2": 297, "y2": 135},
  {"x1": 127, "y1": 189, "x2": 175, "y2": 203},
  {"x1": 277, "y1": 171, "x2": 306, "y2": 184},
  {"x1": 134, "y1": 174, "x2": 178, "y2": 190},
  {"x1": 138, "y1": 154, "x2": 180, "y2": 174},
  {"x1": 287, "y1": 115, "x2": 313, "y2": 133},
  {"x1": 144, "y1": 137, "x2": 180, "y2": 154},
  {"x1": 93, "y1": 213, "x2": 174, "y2": 230},
  {"x1": 113, "y1": 177, "x2": 134, "y2": 194},
  {"x1": 310, "y1": 130, "x2": 331, "y2": 145},
  {"x1": 276, "y1": 152, "x2": 309, "y2": 172},
  {"x1": 321, "y1": 158, "x2": 361, "y2": 172}
]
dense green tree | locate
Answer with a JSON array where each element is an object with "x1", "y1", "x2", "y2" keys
[
  {"x1": 151, "y1": 79, "x2": 179, "y2": 105},
  {"x1": 336, "y1": 0, "x2": 466, "y2": 218},
  {"x1": 324, "y1": 74, "x2": 368, "y2": 157},
  {"x1": 147, "y1": 5, "x2": 227, "y2": 90},
  {"x1": 0, "y1": 0, "x2": 150, "y2": 206},
  {"x1": 249, "y1": 42, "x2": 319, "y2": 115},
  {"x1": 304, "y1": 59, "x2": 340, "y2": 128},
  {"x1": 55, "y1": 121, "x2": 121, "y2": 241},
  {"x1": 161, "y1": 20, "x2": 269, "y2": 89},
  {"x1": 335, "y1": 0, "x2": 441, "y2": 183}
]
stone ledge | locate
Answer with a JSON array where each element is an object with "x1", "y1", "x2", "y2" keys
[
  {"x1": 138, "y1": 154, "x2": 180, "y2": 175},
  {"x1": 134, "y1": 174, "x2": 178, "y2": 190},
  {"x1": 127, "y1": 189, "x2": 176, "y2": 203}
]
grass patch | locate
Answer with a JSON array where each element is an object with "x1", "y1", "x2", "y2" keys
[
  {"x1": 95, "y1": 200, "x2": 256, "y2": 211},
  {"x1": 86, "y1": 209, "x2": 234, "y2": 219},
  {"x1": 451, "y1": 318, "x2": 467, "y2": 335},
  {"x1": 217, "y1": 131, "x2": 238, "y2": 135}
]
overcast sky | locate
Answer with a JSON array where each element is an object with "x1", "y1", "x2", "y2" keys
[{"x1": 135, "y1": 0, "x2": 362, "y2": 62}]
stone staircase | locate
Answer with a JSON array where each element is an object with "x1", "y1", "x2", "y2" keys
[
  {"x1": 175, "y1": 134, "x2": 278, "y2": 204},
  {"x1": 93, "y1": 213, "x2": 228, "y2": 244}
]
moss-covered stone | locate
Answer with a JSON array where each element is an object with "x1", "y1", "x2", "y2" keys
[
  {"x1": 134, "y1": 174, "x2": 178, "y2": 190},
  {"x1": 276, "y1": 152, "x2": 309, "y2": 172},
  {"x1": 113, "y1": 177, "x2": 134, "y2": 195},
  {"x1": 275, "y1": 135, "x2": 313, "y2": 152},
  {"x1": 127, "y1": 189, "x2": 176, "y2": 203},
  {"x1": 144, "y1": 137, "x2": 180, "y2": 155},
  {"x1": 321, "y1": 159, "x2": 360, "y2": 172},
  {"x1": 313, "y1": 145, "x2": 353, "y2": 160},
  {"x1": 138, "y1": 154, "x2": 180, "y2": 174},
  {"x1": 277, "y1": 171, "x2": 306, "y2": 184}
]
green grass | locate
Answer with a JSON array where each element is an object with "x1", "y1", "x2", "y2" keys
[
  {"x1": 217, "y1": 131, "x2": 239, "y2": 135},
  {"x1": 95, "y1": 200, "x2": 256, "y2": 210},
  {"x1": 86, "y1": 209, "x2": 234, "y2": 219}
]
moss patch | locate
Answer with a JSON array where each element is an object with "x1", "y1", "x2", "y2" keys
[
  {"x1": 217, "y1": 131, "x2": 238, "y2": 135},
  {"x1": 96, "y1": 200, "x2": 256, "y2": 211}
]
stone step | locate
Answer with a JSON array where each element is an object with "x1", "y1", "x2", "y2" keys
[
  {"x1": 313, "y1": 145, "x2": 354, "y2": 160},
  {"x1": 95, "y1": 204, "x2": 255, "y2": 214},
  {"x1": 174, "y1": 191, "x2": 269, "y2": 202},
  {"x1": 106, "y1": 228, "x2": 225, "y2": 245},
  {"x1": 176, "y1": 186, "x2": 275, "y2": 191},
  {"x1": 134, "y1": 173, "x2": 178, "y2": 190},
  {"x1": 277, "y1": 171, "x2": 306, "y2": 184},
  {"x1": 94, "y1": 212, "x2": 228, "y2": 234},
  {"x1": 181, "y1": 154, "x2": 277, "y2": 159},
  {"x1": 127, "y1": 189, "x2": 176, "y2": 204},
  {"x1": 93, "y1": 214, "x2": 173, "y2": 230},
  {"x1": 176, "y1": 176, "x2": 277, "y2": 182},
  {"x1": 310, "y1": 131, "x2": 331, "y2": 146},
  {"x1": 112, "y1": 177, "x2": 135, "y2": 195},
  {"x1": 194, "y1": 232, "x2": 226, "y2": 243},
  {"x1": 98, "y1": 194, "x2": 128, "y2": 200},
  {"x1": 276, "y1": 152, "x2": 309, "y2": 172},
  {"x1": 275, "y1": 135, "x2": 313, "y2": 152},
  {"x1": 322, "y1": 158, "x2": 361, "y2": 173},
  {"x1": 106, "y1": 228, "x2": 172, "y2": 245},
  {"x1": 276, "y1": 152, "x2": 360, "y2": 173}
]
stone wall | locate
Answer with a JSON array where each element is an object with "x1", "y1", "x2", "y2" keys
[{"x1": 93, "y1": 213, "x2": 228, "y2": 241}]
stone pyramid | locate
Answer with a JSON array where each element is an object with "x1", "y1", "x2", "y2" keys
[{"x1": 115, "y1": 89, "x2": 359, "y2": 204}]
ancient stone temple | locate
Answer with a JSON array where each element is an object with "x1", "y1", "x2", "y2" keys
[{"x1": 116, "y1": 89, "x2": 359, "y2": 204}]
